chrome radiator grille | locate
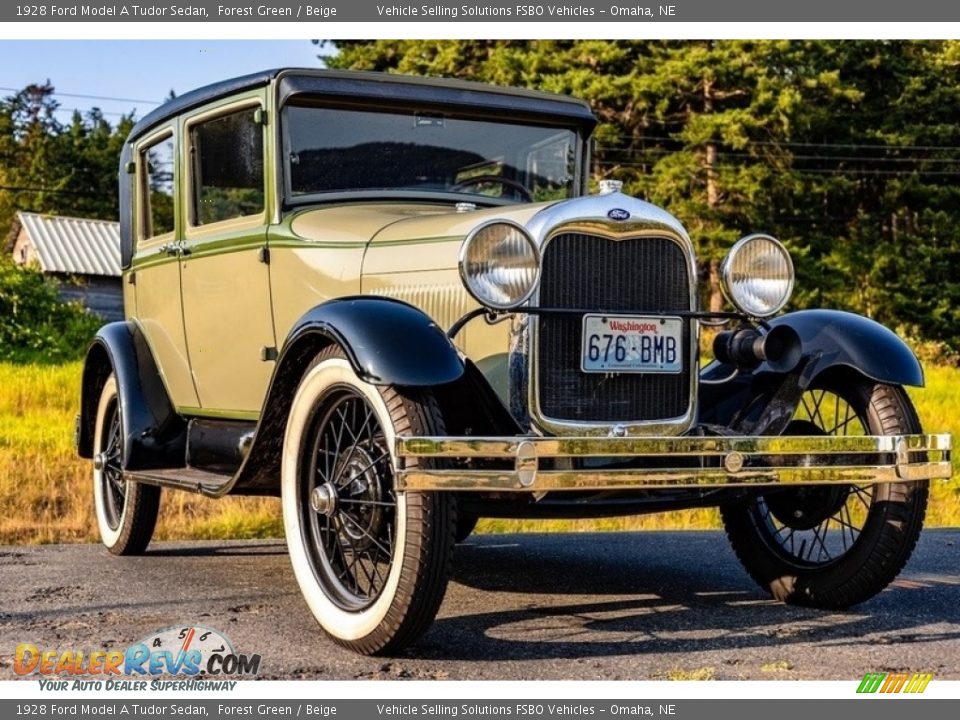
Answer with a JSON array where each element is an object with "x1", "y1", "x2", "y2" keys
[{"x1": 536, "y1": 233, "x2": 692, "y2": 424}]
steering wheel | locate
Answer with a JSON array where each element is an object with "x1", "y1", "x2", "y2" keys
[{"x1": 450, "y1": 175, "x2": 533, "y2": 202}]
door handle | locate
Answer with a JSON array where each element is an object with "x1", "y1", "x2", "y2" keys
[{"x1": 158, "y1": 243, "x2": 192, "y2": 257}]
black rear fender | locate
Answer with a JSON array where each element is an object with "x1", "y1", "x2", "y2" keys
[{"x1": 76, "y1": 321, "x2": 187, "y2": 469}]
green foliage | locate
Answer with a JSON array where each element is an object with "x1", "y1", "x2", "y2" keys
[
  {"x1": 0, "y1": 82, "x2": 134, "y2": 235},
  {"x1": 0, "y1": 257, "x2": 101, "y2": 363},
  {"x1": 323, "y1": 40, "x2": 960, "y2": 354},
  {"x1": 0, "y1": 83, "x2": 131, "y2": 362},
  {"x1": 197, "y1": 186, "x2": 264, "y2": 225}
]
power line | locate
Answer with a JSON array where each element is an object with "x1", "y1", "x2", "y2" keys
[
  {"x1": 593, "y1": 160, "x2": 960, "y2": 177},
  {"x1": 0, "y1": 87, "x2": 161, "y2": 106},
  {"x1": 0, "y1": 184, "x2": 101, "y2": 197},
  {"x1": 599, "y1": 133, "x2": 960, "y2": 152},
  {"x1": 49, "y1": 107, "x2": 135, "y2": 119},
  {"x1": 598, "y1": 147, "x2": 960, "y2": 163}
]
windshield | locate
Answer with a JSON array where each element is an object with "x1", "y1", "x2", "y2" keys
[{"x1": 283, "y1": 103, "x2": 580, "y2": 204}]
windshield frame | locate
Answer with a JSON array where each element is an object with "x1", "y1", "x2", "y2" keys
[{"x1": 278, "y1": 96, "x2": 589, "y2": 210}]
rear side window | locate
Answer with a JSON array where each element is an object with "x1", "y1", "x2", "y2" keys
[
  {"x1": 190, "y1": 107, "x2": 264, "y2": 225},
  {"x1": 139, "y1": 133, "x2": 175, "y2": 240}
]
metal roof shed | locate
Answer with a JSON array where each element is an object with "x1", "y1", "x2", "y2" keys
[{"x1": 7, "y1": 212, "x2": 122, "y2": 321}]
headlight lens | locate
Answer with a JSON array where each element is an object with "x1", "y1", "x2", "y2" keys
[
  {"x1": 459, "y1": 221, "x2": 540, "y2": 310},
  {"x1": 720, "y1": 234, "x2": 795, "y2": 317}
]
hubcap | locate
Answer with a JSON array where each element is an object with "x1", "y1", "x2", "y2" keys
[
  {"x1": 93, "y1": 452, "x2": 106, "y2": 471},
  {"x1": 754, "y1": 391, "x2": 874, "y2": 567},
  {"x1": 310, "y1": 483, "x2": 337, "y2": 517}
]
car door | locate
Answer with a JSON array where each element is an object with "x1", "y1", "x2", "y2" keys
[
  {"x1": 178, "y1": 93, "x2": 276, "y2": 417},
  {"x1": 130, "y1": 124, "x2": 200, "y2": 409}
]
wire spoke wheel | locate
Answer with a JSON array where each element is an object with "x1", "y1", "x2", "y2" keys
[
  {"x1": 721, "y1": 373, "x2": 929, "y2": 609},
  {"x1": 301, "y1": 387, "x2": 397, "y2": 610},
  {"x1": 92, "y1": 374, "x2": 160, "y2": 555},
  {"x1": 99, "y1": 403, "x2": 127, "y2": 530},
  {"x1": 282, "y1": 349, "x2": 456, "y2": 654},
  {"x1": 753, "y1": 390, "x2": 874, "y2": 568}
]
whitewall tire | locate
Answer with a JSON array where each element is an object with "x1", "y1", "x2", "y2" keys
[
  {"x1": 92, "y1": 374, "x2": 160, "y2": 555},
  {"x1": 281, "y1": 348, "x2": 456, "y2": 655}
]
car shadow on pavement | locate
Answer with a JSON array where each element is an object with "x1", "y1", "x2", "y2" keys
[
  {"x1": 145, "y1": 541, "x2": 287, "y2": 558},
  {"x1": 423, "y1": 532, "x2": 960, "y2": 662}
]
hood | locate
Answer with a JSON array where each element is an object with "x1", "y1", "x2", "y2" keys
[
  {"x1": 289, "y1": 203, "x2": 451, "y2": 246},
  {"x1": 288, "y1": 201, "x2": 556, "y2": 248},
  {"x1": 288, "y1": 193, "x2": 692, "y2": 277},
  {"x1": 288, "y1": 201, "x2": 559, "y2": 277}
]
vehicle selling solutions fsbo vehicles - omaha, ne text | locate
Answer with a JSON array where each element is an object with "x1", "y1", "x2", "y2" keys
[{"x1": 75, "y1": 69, "x2": 952, "y2": 655}]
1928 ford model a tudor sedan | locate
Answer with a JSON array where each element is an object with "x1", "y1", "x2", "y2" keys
[{"x1": 77, "y1": 69, "x2": 951, "y2": 655}]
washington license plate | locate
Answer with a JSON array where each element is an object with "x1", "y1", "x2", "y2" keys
[{"x1": 580, "y1": 314, "x2": 683, "y2": 373}]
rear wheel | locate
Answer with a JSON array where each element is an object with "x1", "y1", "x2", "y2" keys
[
  {"x1": 92, "y1": 374, "x2": 160, "y2": 555},
  {"x1": 721, "y1": 374, "x2": 928, "y2": 609},
  {"x1": 282, "y1": 348, "x2": 456, "y2": 655}
]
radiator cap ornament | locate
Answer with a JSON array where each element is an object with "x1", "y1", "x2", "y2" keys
[
  {"x1": 598, "y1": 179, "x2": 624, "y2": 195},
  {"x1": 607, "y1": 208, "x2": 631, "y2": 221}
]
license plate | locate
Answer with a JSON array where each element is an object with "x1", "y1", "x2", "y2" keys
[{"x1": 580, "y1": 314, "x2": 683, "y2": 374}]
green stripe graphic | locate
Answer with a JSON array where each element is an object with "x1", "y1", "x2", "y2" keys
[{"x1": 857, "y1": 673, "x2": 886, "y2": 693}]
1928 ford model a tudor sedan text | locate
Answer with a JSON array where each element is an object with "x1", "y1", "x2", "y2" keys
[{"x1": 76, "y1": 69, "x2": 952, "y2": 655}]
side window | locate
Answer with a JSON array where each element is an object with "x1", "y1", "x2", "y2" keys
[
  {"x1": 139, "y1": 133, "x2": 175, "y2": 241},
  {"x1": 190, "y1": 107, "x2": 264, "y2": 225},
  {"x1": 526, "y1": 134, "x2": 576, "y2": 202}
]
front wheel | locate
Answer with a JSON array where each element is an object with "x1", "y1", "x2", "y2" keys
[
  {"x1": 281, "y1": 348, "x2": 456, "y2": 655},
  {"x1": 722, "y1": 374, "x2": 928, "y2": 609}
]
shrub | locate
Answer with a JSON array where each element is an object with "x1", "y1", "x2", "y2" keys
[{"x1": 0, "y1": 257, "x2": 102, "y2": 363}]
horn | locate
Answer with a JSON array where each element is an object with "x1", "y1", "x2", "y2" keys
[{"x1": 713, "y1": 325, "x2": 801, "y2": 373}]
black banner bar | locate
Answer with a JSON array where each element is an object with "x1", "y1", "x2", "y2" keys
[
  {"x1": 0, "y1": 699, "x2": 956, "y2": 720},
  {"x1": 4, "y1": 0, "x2": 960, "y2": 22}
]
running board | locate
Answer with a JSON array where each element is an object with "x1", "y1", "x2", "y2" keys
[{"x1": 125, "y1": 467, "x2": 233, "y2": 495}]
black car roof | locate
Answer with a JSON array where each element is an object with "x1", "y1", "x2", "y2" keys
[{"x1": 128, "y1": 68, "x2": 597, "y2": 142}]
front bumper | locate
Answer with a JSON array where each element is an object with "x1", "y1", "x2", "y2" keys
[{"x1": 394, "y1": 433, "x2": 952, "y2": 492}]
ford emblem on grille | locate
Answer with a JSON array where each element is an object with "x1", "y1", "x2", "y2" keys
[{"x1": 608, "y1": 208, "x2": 631, "y2": 221}]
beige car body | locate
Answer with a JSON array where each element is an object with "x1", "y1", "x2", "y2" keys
[{"x1": 126, "y1": 78, "x2": 560, "y2": 420}]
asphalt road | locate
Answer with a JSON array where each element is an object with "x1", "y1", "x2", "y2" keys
[{"x1": 1, "y1": 530, "x2": 958, "y2": 680}]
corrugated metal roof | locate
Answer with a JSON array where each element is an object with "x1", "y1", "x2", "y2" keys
[{"x1": 16, "y1": 212, "x2": 120, "y2": 277}]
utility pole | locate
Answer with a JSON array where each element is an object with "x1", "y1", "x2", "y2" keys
[{"x1": 704, "y1": 74, "x2": 722, "y2": 313}]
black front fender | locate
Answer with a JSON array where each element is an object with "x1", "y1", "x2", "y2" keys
[
  {"x1": 227, "y1": 298, "x2": 466, "y2": 495},
  {"x1": 77, "y1": 321, "x2": 187, "y2": 469},
  {"x1": 765, "y1": 309, "x2": 923, "y2": 387},
  {"x1": 699, "y1": 309, "x2": 922, "y2": 430},
  {"x1": 279, "y1": 297, "x2": 465, "y2": 386}
]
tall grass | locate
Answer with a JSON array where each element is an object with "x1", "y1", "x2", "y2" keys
[
  {"x1": 0, "y1": 362, "x2": 281, "y2": 544},
  {"x1": 908, "y1": 365, "x2": 960, "y2": 527},
  {"x1": 0, "y1": 361, "x2": 957, "y2": 544}
]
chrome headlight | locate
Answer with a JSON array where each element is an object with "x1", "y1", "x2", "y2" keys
[
  {"x1": 459, "y1": 221, "x2": 540, "y2": 310},
  {"x1": 720, "y1": 234, "x2": 795, "y2": 317}
]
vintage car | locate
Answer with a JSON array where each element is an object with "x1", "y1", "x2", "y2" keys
[{"x1": 77, "y1": 69, "x2": 951, "y2": 655}]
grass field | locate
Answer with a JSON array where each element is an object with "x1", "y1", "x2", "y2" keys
[{"x1": 0, "y1": 361, "x2": 957, "y2": 544}]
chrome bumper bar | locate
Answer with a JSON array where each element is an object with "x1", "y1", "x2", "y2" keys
[{"x1": 394, "y1": 433, "x2": 952, "y2": 492}]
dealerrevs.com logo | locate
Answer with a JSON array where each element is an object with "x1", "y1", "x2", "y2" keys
[{"x1": 14, "y1": 626, "x2": 260, "y2": 690}]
